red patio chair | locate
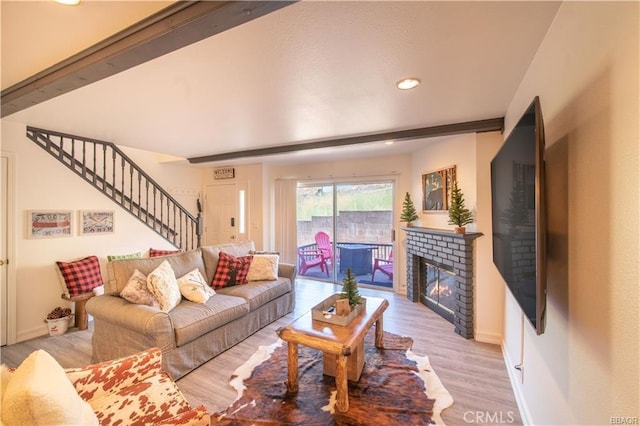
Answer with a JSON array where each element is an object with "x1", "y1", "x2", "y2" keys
[
  {"x1": 298, "y1": 248, "x2": 329, "y2": 277},
  {"x1": 314, "y1": 231, "x2": 333, "y2": 264},
  {"x1": 372, "y1": 250, "x2": 393, "y2": 281}
]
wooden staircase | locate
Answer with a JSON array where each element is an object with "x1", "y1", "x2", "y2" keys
[{"x1": 26, "y1": 126, "x2": 202, "y2": 250}]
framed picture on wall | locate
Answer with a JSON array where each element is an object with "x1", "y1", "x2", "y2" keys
[
  {"x1": 27, "y1": 210, "x2": 73, "y2": 239},
  {"x1": 422, "y1": 165, "x2": 456, "y2": 211},
  {"x1": 79, "y1": 210, "x2": 114, "y2": 235}
]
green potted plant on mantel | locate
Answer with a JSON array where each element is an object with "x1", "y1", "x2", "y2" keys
[
  {"x1": 400, "y1": 192, "x2": 419, "y2": 227},
  {"x1": 448, "y1": 180, "x2": 474, "y2": 234}
]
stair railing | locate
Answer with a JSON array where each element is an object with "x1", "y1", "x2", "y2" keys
[{"x1": 26, "y1": 126, "x2": 202, "y2": 251}]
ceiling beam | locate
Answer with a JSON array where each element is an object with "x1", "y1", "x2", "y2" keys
[
  {"x1": 1, "y1": 1, "x2": 296, "y2": 118},
  {"x1": 188, "y1": 117, "x2": 505, "y2": 164}
]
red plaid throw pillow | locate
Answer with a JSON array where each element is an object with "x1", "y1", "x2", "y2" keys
[
  {"x1": 211, "y1": 252, "x2": 253, "y2": 289},
  {"x1": 56, "y1": 256, "x2": 104, "y2": 297},
  {"x1": 149, "y1": 248, "x2": 182, "y2": 258}
]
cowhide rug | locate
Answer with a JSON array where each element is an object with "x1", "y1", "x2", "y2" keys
[{"x1": 212, "y1": 330, "x2": 453, "y2": 425}]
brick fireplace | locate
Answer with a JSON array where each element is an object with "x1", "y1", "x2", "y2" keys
[{"x1": 404, "y1": 227, "x2": 482, "y2": 339}]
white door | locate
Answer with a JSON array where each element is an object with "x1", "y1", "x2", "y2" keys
[
  {"x1": 1, "y1": 156, "x2": 9, "y2": 346},
  {"x1": 204, "y1": 184, "x2": 238, "y2": 245}
]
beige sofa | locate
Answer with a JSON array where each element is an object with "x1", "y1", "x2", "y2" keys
[{"x1": 86, "y1": 241, "x2": 295, "y2": 380}]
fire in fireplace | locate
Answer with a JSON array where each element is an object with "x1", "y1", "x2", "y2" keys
[{"x1": 420, "y1": 260, "x2": 456, "y2": 324}]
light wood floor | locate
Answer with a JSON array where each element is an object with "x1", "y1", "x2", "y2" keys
[{"x1": 1, "y1": 278, "x2": 522, "y2": 425}]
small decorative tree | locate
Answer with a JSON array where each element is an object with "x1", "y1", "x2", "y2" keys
[
  {"x1": 339, "y1": 268, "x2": 362, "y2": 307},
  {"x1": 448, "y1": 180, "x2": 473, "y2": 233},
  {"x1": 400, "y1": 192, "x2": 419, "y2": 227}
]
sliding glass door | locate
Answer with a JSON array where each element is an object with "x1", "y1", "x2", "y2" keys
[{"x1": 296, "y1": 180, "x2": 394, "y2": 289}]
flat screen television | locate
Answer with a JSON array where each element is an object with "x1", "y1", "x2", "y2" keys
[{"x1": 491, "y1": 96, "x2": 547, "y2": 335}]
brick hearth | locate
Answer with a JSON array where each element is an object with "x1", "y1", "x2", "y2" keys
[{"x1": 403, "y1": 227, "x2": 482, "y2": 339}]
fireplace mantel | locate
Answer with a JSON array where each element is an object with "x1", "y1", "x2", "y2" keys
[
  {"x1": 401, "y1": 226, "x2": 483, "y2": 240},
  {"x1": 403, "y1": 227, "x2": 482, "y2": 338}
]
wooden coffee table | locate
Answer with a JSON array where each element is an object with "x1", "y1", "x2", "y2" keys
[{"x1": 277, "y1": 296, "x2": 389, "y2": 413}]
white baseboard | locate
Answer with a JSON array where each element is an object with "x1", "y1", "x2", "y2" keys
[
  {"x1": 501, "y1": 339, "x2": 532, "y2": 425},
  {"x1": 474, "y1": 329, "x2": 502, "y2": 345},
  {"x1": 17, "y1": 324, "x2": 48, "y2": 343}
]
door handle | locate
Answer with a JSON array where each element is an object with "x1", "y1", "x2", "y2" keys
[
  {"x1": 0, "y1": 259, "x2": 5, "y2": 266},
  {"x1": 231, "y1": 217, "x2": 235, "y2": 227}
]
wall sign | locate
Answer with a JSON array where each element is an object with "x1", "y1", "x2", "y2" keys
[
  {"x1": 214, "y1": 167, "x2": 235, "y2": 180},
  {"x1": 27, "y1": 210, "x2": 73, "y2": 239},
  {"x1": 79, "y1": 210, "x2": 114, "y2": 235}
]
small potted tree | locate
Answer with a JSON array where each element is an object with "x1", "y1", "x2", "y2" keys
[
  {"x1": 339, "y1": 268, "x2": 362, "y2": 307},
  {"x1": 313, "y1": 268, "x2": 366, "y2": 324},
  {"x1": 337, "y1": 268, "x2": 365, "y2": 316},
  {"x1": 400, "y1": 192, "x2": 419, "y2": 227},
  {"x1": 448, "y1": 180, "x2": 473, "y2": 234}
]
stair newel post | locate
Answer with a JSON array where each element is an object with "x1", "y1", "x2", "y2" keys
[
  {"x1": 196, "y1": 198, "x2": 203, "y2": 248},
  {"x1": 196, "y1": 212, "x2": 203, "y2": 248}
]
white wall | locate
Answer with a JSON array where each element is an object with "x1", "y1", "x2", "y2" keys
[
  {"x1": 502, "y1": 2, "x2": 639, "y2": 424},
  {"x1": 474, "y1": 131, "x2": 507, "y2": 344},
  {"x1": 411, "y1": 134, "x2": 478, "y2": 231},
  {"x1": 411, "y1": 132, "x2": 505, "y2": 343},
  {"x1": 1, "y1": 121, "x2": 204, "y2": 342}
]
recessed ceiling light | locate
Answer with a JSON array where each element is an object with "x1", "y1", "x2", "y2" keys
[
  {"x1": 385, "y1": 140, "x2": 395, "y2": 145},
  {"x1": 55, "y1": 0, "x2": 81, "y2": 5},
  {"x1": 396, "y1": 78, "x2": 421, "y2": 90}
]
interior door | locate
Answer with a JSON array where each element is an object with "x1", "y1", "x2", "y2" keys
[
  {"x1": 1, "y1": 156, "x2": 9, "y2": 345},
  {"x1": 204, "y1": 184, "x2": 238, "y2": 245}
]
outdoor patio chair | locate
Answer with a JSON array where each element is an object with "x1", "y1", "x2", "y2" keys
[
  {"x1": 315, "y1": 231, "x2": 334, "y2": 264},
  {"x1": 372, "y1": 250, "x2": 393, "y2": 281},
  {"x1": 298, "y1": 248, "x2": 329, "y2": 277}
]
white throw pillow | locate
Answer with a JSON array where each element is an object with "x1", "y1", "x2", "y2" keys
[
  {"x1": 146, "y1": 260, "x2": 181, "y2": 312},
  {"x1": 120, "y1": 269, "x2": 160, "y2": 308},
  {"x1": 246, "y1": 254, "x2": 279, "y2": 281},
  {"x1": 1, "y1": 350, "x2": 98, "y2": 426},
  {"x1": 177, "y1": 268, "x2": 215, "y2": 303}
]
